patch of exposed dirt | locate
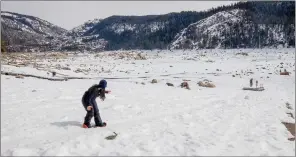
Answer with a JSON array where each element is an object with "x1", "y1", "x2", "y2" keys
[{"x1": 282, "y1": 122, "x2": 295, "y2": 141}]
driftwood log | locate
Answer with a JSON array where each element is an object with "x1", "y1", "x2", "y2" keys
[
  {"x1": 1, "y1": 71, "x2": 91, "y2": 81},
  {"x1": 242, "y1": 87, "x2": 265, "y2": 91},
  {"x1": 280, "y1": 72, "x2": 290, "y2": 75}
]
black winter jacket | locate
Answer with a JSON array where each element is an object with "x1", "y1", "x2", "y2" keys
[{"x1": 82, "y1": 84, "x2": 105, "y2": 107}]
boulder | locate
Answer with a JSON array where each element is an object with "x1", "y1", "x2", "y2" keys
[
  {"x1": 181, "y1": 82, "x2": 190, "y2": 90},
  {"x1": 280, "y1": 72, "x2": 290, "y2": 75},
  {"x1": 166, "y1": 83, "x2": 174, "y2": 87},
  {"x1": 151, "y1": 79, "x2": 157, "y2": 84},
  {"x1": 197, "y1": 81, "x2": 216, "y2": 88}
]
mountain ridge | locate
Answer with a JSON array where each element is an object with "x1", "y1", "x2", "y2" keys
[{"x1": 1, "y1": 1, "x2": 295, "y2": 52}]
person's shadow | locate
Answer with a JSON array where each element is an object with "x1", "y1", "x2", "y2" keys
[{"x1": 51, "y1": 121, "x2": 82, "y2": 128}]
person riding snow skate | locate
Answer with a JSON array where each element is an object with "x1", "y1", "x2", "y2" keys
[{"x1": 81, "y1": 79, "x2": 111, "y2": 128}]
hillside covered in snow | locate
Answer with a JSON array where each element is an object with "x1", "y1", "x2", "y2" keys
[
  {"x1": 170, "y1": 1, "x2": 295, "y2": 49},
  {"x1": 1, "y1": 1, "x2": 295, "y2": 52},
  {"x1": 68, "y1": 1, "x2": 295, "y2": 50},
  {"x1": 1, "y1": 11, "x2": 67, "y2": 52},
  {"x1": 169, "y1": 9, "x2": 295, "y2": 49}
]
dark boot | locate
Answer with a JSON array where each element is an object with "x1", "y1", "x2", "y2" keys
[
  {"x1": 95, "y1": 122, "x2": 107, "y2": 127},
  {"x1": 94, "y1": 111, "x2": 105, "y2": 127}
]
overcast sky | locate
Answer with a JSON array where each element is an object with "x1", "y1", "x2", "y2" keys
[{"x1": 1, "y1": 1, "x2": 237, "y2": 30}]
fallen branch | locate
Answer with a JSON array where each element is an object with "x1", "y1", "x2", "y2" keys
[
  {"x1": 35, "y1": 68, "x2": 71, "y2": 77},
  {"x1": 242, "y1": 87, "x2": 265, "y2": 91},
  {"x1": 1, "y1": 71, "x2": 91, "y2": 81}
]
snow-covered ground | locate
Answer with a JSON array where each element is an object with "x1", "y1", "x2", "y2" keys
[{"x1": 1, "y1": 48, "x2": 295, "y2": 156}]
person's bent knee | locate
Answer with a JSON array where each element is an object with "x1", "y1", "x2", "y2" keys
[{"x1": 94, "y1": 111, "x2": 100, "y2": 116}]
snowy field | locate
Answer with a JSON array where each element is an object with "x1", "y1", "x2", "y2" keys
[{"x1": 1, "y1": 48, "x2": 295, "y2": 156}]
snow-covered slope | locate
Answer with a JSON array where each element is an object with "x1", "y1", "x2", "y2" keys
[
  {"x1": 1, "y1": 48, "x2": 295, "y2": 156},
  {"x1": 1, "y1": 11, "x2": 67, "y2": 52},
  {"x1": 170, "y1": 9, "x2": 244, "y2": 49},
  {"x1": 64, "y1": 15, "x2": 169, "y2": 51},
  {"x1": 68, "y1": 17, "x2": 166, "y2": 37},
  {"x1": 169, "y1": 9, "x2": 295, "y2": 49},
  {"x1": 1, "y1": 1, "x2": 294, "y2": 52},
  {"x1": 1, "y1": 11, "x2": 108, "y2": 52},
  {"x1": 1, "y1": 11, "x2": 67, "y2": 37},
  {"x1": 105, "y1": 21, "x2": 166, "y2": 35},
  {"x1": 58, "y1": 36, "x2": 108, "y2": 52},
  {"x1": 69, "y1": 18, "x2": 102, "y2": 37},
  {"x1": 58, "y1": 18, "x2": 109, "y2": 52}
]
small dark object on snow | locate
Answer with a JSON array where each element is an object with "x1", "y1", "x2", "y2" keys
[
  {"x1": 32, "y1": 90, "x2": 36, "y2": 92},
  {"x1": 15, "y1": 75, "x2": 24, "y2": 79},
  {"x1": 52, "y1": 72, "x2": 56, "y2": 77},
  {"x1": 250, "y1": 78, "x2": 253, "y2": 87},
  {"x1": 287, "y1": 113, "x2": 294, "y2": 119},
  {"x1": 286, "y1": 102, "x2": 293, "y2": 110},
  {"x1": 166, "y1": 83, "x2": 174, "y2": 87},
  {"x1": 62, "y1": 67, "x2": 71, "y2": 70},
  {"x1": 280, "y1": 71, "x2": 289, "y2": 75},
  {"x1": 288, "y1": 137, "x2": 295, "y2": 141},
  {"x1": 105, "y1": 132, "x2": 118, "y2": 140},
  {"x1": 181, "y1": 82, "x2": 190, "y2": 90}
]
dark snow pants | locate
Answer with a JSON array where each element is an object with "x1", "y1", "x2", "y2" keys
[{"x1": 82, "y1": 97, "x2": 103, "y2": 126}]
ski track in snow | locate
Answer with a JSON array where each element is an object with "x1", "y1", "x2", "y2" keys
[{"x1": 1, "y1": 48, "x2": 295, "y2": 156}]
